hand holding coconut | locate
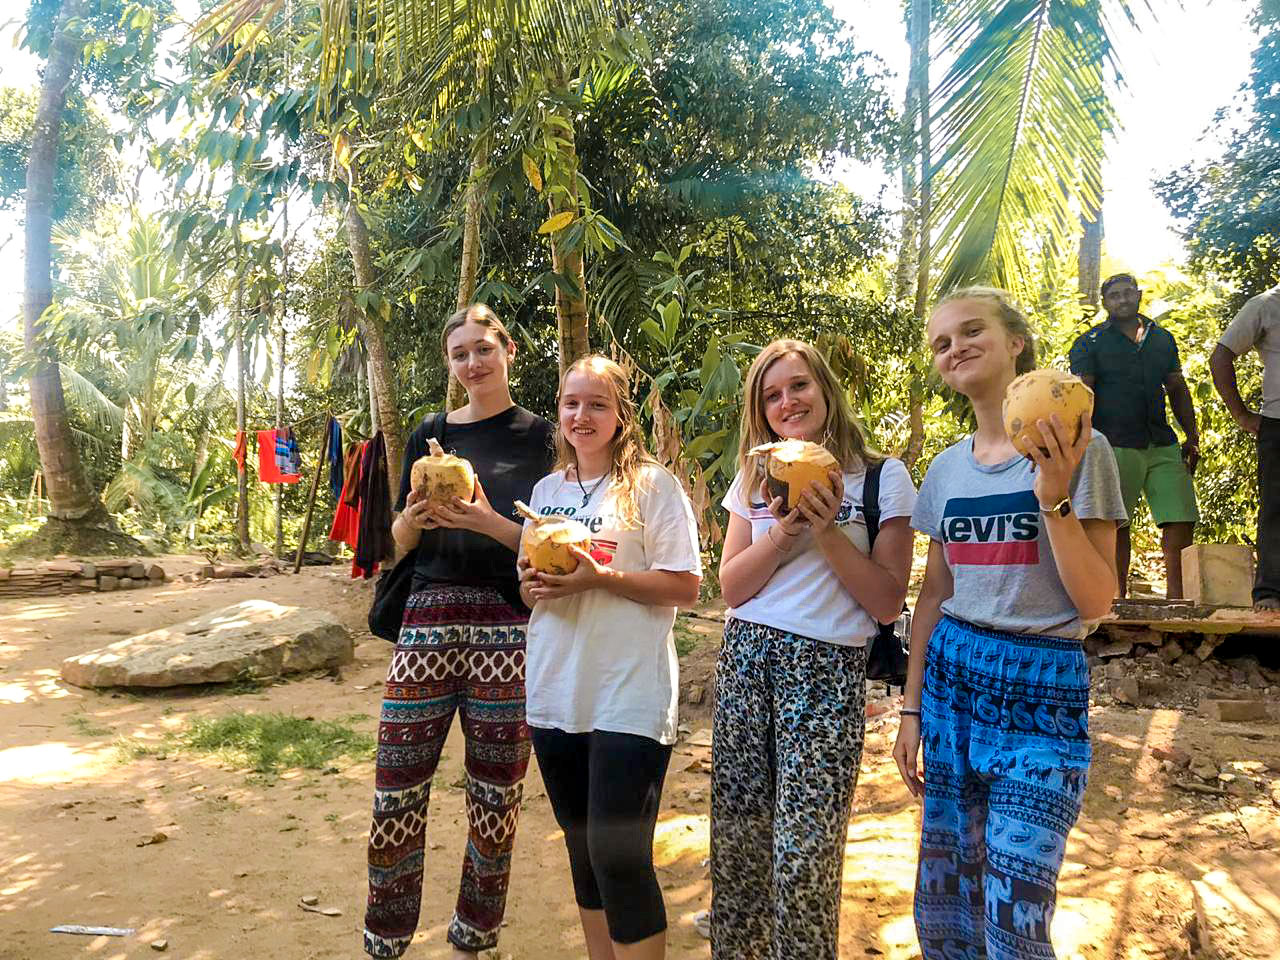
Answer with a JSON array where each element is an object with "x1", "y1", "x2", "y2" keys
[
  {"x1": 749, "y1": 438, "x2": 844, "y2": 542},
  {"x1": 515, "y1": 500, "x2": 601, "y2": 604},
  {"x1": 1025, "y1": 411, "x2": 1093, "y2": 511},
  {"x1": 520, "y1": 545, "x2": 611, "y2": 602},
  {"x1": 1001, "y1": 369, "x2": 1095, "y2": 510},
  {"x1": 425, "y1": 475, "x2": 505, "y2": 537}
]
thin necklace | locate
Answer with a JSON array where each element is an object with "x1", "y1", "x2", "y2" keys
[{"x1": 574, "y1": 466, "x2": 609, "y2": 508}]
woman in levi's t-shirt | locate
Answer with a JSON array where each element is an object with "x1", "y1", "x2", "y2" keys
[
  {"x1": 711, "y1": 339, "x2": 916, "y2": 960},
  {"x1": 518, "y1": 354, "x2": 702, "y2": 960},
  {"x1": 894, "y1": 289, "x2": 1124, "y2": 960}
]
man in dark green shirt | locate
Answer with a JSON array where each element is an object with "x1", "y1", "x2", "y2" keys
[{"x1": 1069, "y1": 274, "x2": 1200, "y2": 599}]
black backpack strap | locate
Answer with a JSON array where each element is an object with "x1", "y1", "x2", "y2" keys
[
  {"x1": 863, "y1": 460, "x2": 885, "y2": 549},
  {"x1": 427, "y1": 411, "x2": 447, "y2": 445}
]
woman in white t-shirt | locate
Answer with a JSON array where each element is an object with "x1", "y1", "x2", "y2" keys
[
  {"x1": 518, "y1": 354, "x2": 702, "y2": 960},
  {"x1": 711, "y1": 338, "x2": 916, "y2": 960}
]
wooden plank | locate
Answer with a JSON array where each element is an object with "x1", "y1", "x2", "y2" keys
[{"x1": 1100, "y1": 599, "x2": 1280, "y2": 636}]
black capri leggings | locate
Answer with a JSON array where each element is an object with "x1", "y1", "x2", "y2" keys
[{"x1": 530, "y1": 726, "x2": 673, "y2": 944}]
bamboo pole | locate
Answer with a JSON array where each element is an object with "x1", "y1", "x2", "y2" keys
[{"x1": 294, "y1": 415, "x2": 332, "y2": 574}]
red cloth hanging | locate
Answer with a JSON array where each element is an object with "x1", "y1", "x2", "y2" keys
[
  {"x1": 233, "y1": 431, "x2": 247, "y2": 471},
  {"x1": 328, "y1": 441, "x2": 363, "y2": 550},
  {"x1": 257, "y1": 429, "x2": 300, "y2": 483},
  {"x1": 328, "y1": 439, "x2": 380, "y2": 579}
]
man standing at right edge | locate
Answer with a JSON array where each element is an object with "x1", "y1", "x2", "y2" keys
[
  {"x1": 1210, "y1": 285, "x2": 1280, "y2": 612},
  {"x1": 1069, "y1": 274, "x2": 1201, "y2": 598}
]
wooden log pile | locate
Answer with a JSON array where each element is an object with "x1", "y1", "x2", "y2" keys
[{"x1": 0, "y1": 559, "x2": 166, "y2": 599}]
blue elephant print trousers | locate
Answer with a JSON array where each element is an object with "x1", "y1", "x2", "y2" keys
[{"x1": 915, "y1": 616, "x2": 1090, "y2": 960}]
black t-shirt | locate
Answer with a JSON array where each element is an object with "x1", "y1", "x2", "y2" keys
[
  {"x1": 396, "y1": 405, "x2": 555, "y2": 608},
  {"x1": 1068, "y1": 316, "x2": 1181, "y2": 449}
]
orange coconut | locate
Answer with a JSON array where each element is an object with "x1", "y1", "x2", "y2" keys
[
  {"x1": 410, "y1": 437, "x2": 476, "y2": 506},
  {"x1": 1002, "y1": 369, "x2": 1095, "y2": 457},
  {"x1": 515, "y1": 501, "x2": 593, "y2": 575},
  {"x1": 749, "y1": 438, "x2": 842, "y2": 511}
]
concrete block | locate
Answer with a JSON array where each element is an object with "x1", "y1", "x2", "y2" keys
[{"x1": 1182, "y1": 544, "x2": 1256, "y2": 607}]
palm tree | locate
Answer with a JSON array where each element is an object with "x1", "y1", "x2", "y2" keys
[{"x1": 22, "y1": 0, "x2": 100, "y2": 526}]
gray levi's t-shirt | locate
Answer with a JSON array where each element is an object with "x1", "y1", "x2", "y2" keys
[{"x1": 911, "y1": 433, "x2": 1128, "y2": 639}]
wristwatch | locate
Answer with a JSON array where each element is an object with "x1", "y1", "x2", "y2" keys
[{"x1": 1041, "y1": 496, "x2": 1071, "y2": 518}]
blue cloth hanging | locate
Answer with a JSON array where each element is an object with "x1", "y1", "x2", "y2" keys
[{"x1": 327, "y1": 417, "x2": 344, "y2": 501}]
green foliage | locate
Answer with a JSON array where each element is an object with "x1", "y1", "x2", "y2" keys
[
  {"x1": 0, "y1": 86, "x2": 120, "y2": 224},
  {"x1": 117, "y1": 711, "x2": 375, "y2": 775},
  {"x1": 22, "y1": 0, "x2": 174, "y2": 108},
  {"x1": 673, "y1": 618, "x2": 698, "y2": 657},
  {"x1": 67, "y1": 712, "x2": 113, "y2": 736}
]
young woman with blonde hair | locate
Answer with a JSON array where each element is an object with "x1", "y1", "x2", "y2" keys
[
  {"x1": 894, "y1": 287, "x2": 1125, "y2": 959},
  {"x1": 712, "y1": 338, "x2": 917, "y2": 959},
  {"x1": 365, "y1": 304, "x2": 553, "y2": 959},
  {"x1": 518, "y1": 354, "x2": 702, "y2": 960}
]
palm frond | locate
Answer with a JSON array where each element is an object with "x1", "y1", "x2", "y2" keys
[
  {"x1": 592, "y1": 249, "x2": 664, "y2": 340},
  {"x1": 929, "y1": 0, "x2": 1122, "y2": 294},
  {"x1": 660, "y1": 167, "x2": 821, "y2": 215},
  {"x1": 201, "y1": 0, "x2": 625, "y2": 136},
  {"x1": 104, "y1": 460, "x2": 185, "y2": 515},
  {"x1": 57, "y1": 363, "x2": 126, "y2": 433}
]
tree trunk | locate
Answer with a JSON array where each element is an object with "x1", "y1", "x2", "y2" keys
[
  {"x1": 894, "y1": 4, "x2": 920, "y2": 304},
  {"x1": 274, "y1": 299, "x2": 285, "y2": 559},
  {"x1": 904, "y1": 380, "x2": 926, "y2": 472},
  {"x1": 234, "y1": 255, "x2": 250, "y2": 554},
  {"x1": 1078, "y1": 199, "x2": 1103, "y2": 312},
  {"x1": 546, "y1": 100, "x2": 589, "y2": 373},
  {"x1": 904, "y1": 0, "x2": 932, "y2": 471},
  {"x1": 344, "y1": 198, "x2": 404, "y2": 489},
  {"x1": 448, "y1": 146, "x2": 487, "y2": 411},
  {"x1": 909, "y1": 0, "x2": 932, "y2": 322},
  {"x1": 22, "y1": 0, "x2": 97, "y2": 522}
]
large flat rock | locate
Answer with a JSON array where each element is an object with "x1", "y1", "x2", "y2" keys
[{"x1": 61, "y1": 599, "x2": 354, "y2": 688}]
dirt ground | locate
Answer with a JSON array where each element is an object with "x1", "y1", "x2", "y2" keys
[{"x1": 3, "y1": 557, "x2": 1280, "y2": 960}]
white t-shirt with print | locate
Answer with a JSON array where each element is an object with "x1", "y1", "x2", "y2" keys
[
  {"x1": 722, "y1": 457, "x2": 917, "y2": 646},
  {"x1": 523, "y1": 463, "x2": 702, "y2": 746}
]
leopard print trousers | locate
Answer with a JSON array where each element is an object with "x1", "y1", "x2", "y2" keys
[{"x1": 710, "y1": 616, "x2": 869, "y2": 960}]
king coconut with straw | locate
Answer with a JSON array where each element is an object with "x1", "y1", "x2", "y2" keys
[
  {"x1": 515, "y1": 501, "x2": 593, "y2": 575},
  {"x1": 410, "y1": 438, "x2": 476, "y2": 505},
  {"x1": 748, "y1": 438, "x2": 843, "y2": 510},
  {"x1": 1002, "y1": 369, "x2": 1095, "y2": 458}
]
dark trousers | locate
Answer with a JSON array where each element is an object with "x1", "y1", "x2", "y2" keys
[
  {"x1": 530, "y1": 726, "x2": 672, "y2": 944},
  {"x1": 1258, "y1": 416, "x2": 1280, "y2": 602}
]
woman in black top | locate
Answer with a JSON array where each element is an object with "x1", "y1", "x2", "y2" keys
[{"x1": 364, "y1": 304, "x2": 554, "y2": 960}]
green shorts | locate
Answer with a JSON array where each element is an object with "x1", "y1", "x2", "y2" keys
[{"x1": 1112, "y1": 443, "x2": 1199, "y2": 526}]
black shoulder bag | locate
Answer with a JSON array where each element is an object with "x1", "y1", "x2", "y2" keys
[
  {"x1": 862, "y1": 461, "x2": 911, "y2": 688},
  {"x1": 368, "y1": 412, "x2": 446, "y2": 642}
]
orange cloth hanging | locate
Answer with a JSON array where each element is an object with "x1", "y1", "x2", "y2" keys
[{"x1": 233, "y1": 431, "x2": 247, "y2": 471}]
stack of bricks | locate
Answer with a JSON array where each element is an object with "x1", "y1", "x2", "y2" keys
[{"x1": 0, "y1": 559, "x2": 166, "y2": 599}]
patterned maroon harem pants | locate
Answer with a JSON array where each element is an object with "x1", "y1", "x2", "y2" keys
[{"x1": 364, "y1": 584, "x2": 531, "y2": 957}]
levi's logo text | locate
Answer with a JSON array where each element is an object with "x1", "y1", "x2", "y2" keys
[{"x1": 941, "y1": 491, "x2": 1040, "y2": 565}]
